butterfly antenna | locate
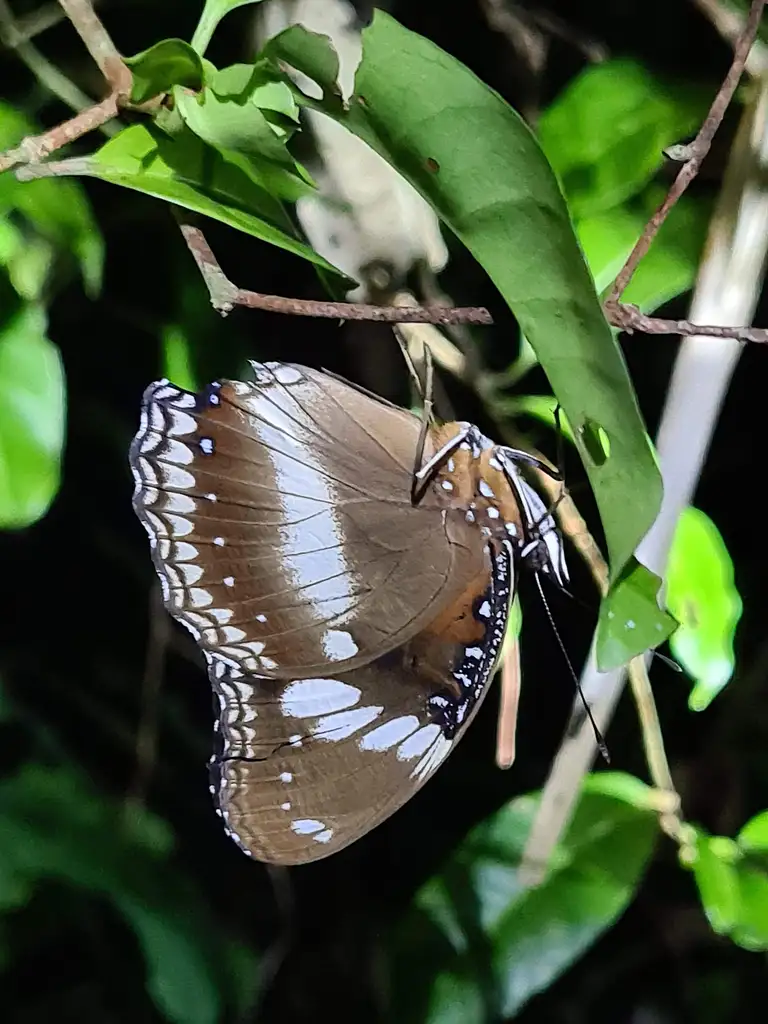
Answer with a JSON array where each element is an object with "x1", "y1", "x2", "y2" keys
[{"x1": 534, "y1": 573, "x2": 610, "y2": 764}]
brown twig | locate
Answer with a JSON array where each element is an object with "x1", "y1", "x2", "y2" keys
[
  {"x1": 57, "y1": 0, "x2": 131, "y2": 97},
  {"x1": 606, "y1": 0, "x2": 766, "y2": 305},
  {"x1": 0, "y1": 93, "x2": 119, "y2": 173},
  {"x1": 605, "y1": 304, "x2": 768, "y2": 343},
  {"x1": 179, "y1": 224, "x2": 493, "y2": 325}
]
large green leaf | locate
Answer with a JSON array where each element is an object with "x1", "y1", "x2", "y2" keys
[
  {"x1": 666, "y1": 506, "x2": 742, "y2": 711},
  {"x1": 45, "y1": 123, "x2": 345, "y2": 278},
  {"x1": 390, "y1": 773, "x2": 657, "y2": 1020},
  {"x1": 268, "y1": 14, "x2": 662, "y2": 586},
  {"x1": 539, "y1": 59, "x2": 707, "y2": 218},
  {"x1": 0, "y1": 301, "x2": 65, "y2": 529}
]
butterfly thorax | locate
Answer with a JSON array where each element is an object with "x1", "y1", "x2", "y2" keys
[{"x1": 428, "y1": 422, "x2": 526, "y2": 550}]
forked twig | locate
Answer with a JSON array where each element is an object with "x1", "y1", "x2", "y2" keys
[{"x1": 179, "y1": 223, "x2": 493, "y2": 325}]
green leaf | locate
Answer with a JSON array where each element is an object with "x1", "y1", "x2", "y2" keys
[
  {"x1": 0, "y1": 102, "x2": 104, "y2": 297},
  {"x1": 738, "y1": 811, "x2": 768, "y2": 854},
  {"x1": 125, "y1": 39, "x2": 205, "y2": 104},
  {"x1": 731, "y1": 867, "x2": 768, "y2": 951},
  {"x1": 272, "y1": 11, "x2": 663, "y2": 586},
  {"x1": 51, "y1": 123, "x2": 345, "y2": 279},
  {"x1": 596, "y1": 558, "x2": 677, "y2": 670},
  {"x1": 577, "y1": 195, "x2": 707, "y2": 314},
  {"x1": 0, "y1": 303, "x2": 65, "y2": 529},
  {"x1": 163, "y1": 324, "x2": 198, "y2": 393},
  {"x1": 665, "y1": 506, "x2": 742, "y2": 711},
  {"x1": 391, "y1": 774, "x2": 657, "y2": 1021},
  {"x1": 690, "y1": 831, "x2": 741, "y2": 935},
  {"x1": 0, "y1": 763, "x2": 252, "y2": 1021},
  {"x1": 117, "y1": 899, "x2": 221, "y2": 1024},
  {"x1": 539, "y1": 59, "x2": 707, "y2": 218},
  {"x1": 175, "y1": 63, "x2": 315, "y2": 202},
  {"x1": 192, "y1": 0, "x2": 266, "y2": 56},
  {"x1": 264, "y1": 25, "x2": 343, "y2": 105}
]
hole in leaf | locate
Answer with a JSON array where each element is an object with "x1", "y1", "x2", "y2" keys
[
  {"x1": 425, "y1": 157, "x2": 440, "y2": 172},
  {"x1": 579, "y1": 419, "x2": 611, "y2": 465}
]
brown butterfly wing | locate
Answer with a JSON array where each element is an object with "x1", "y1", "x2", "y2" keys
[
  {"x1": 130, "y1": 361, "x2": 485, "y2": 679},
  {"x1": 210, "y1": 543, "x2": 513, "y2": 864}
]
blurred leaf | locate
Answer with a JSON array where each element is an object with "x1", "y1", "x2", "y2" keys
[
  {"x1": 539, "y1": 60, "x2": 707, "y2": 217},
  {"x1": 118, "y1": 899, "x2": 221, "y2": 1024},
  {"x1": 269, "y1": 12, "x2": 663, "y2": 589},
  {"x1": 175, "y1": 63, "x2": 314, "y2": 202},
  {"x1": 666, "y1": 506, "x2": 742, "y2": 711},
  {"x1": 577, "y1": 195, "x2": 708, "y2": 313},
  {"x1": 53, "y1": 123, "x2": 346, "y2": 279},
  {"x1": 192, "y1": 0, "x2": 266, "y2": 55},
  {"x1": 690, "y1": 832, "x2": 741, "y2": 935},
  {"x1": 391, "y1": 774, "x2": 657, "y2": 1021},
  {"x1": 0, "y1": 303, "x2": 65, "y2": 529},
  {"x1": 596, "y1": 558, "x2": 677, "y2": 670},
  {"x1": 125, "y1": 39, "x2": 205, "y2": 104},
  {"x1": 163, "y1": 324, "x2": 198, "y2": 392},
  {"x1": 499, "y1": 395, "x2": 576, "y2": 445},
  {"x1": 0, "y1": 764, "x2": 255, "y2": 1021},
  {"x1": 731, "y1": 867, "x2": 768, "y2": 951},
  {"x1": 738, "y1": 811, "x2": 768, "y2": 853},
  {"x1": 583, "y1": 771, "x2": 659, "y2": 810},
  {"x1": 0, "y1": 102, "x2": 103, "y2": 297}
]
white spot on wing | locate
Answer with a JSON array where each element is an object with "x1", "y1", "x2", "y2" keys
[
  {"x1": 479, "y1": 480, "x2": 495, "y2": 498},
  {"x1": 322, "y1": 630, "x2": 358, "y2": 661},
  {"x1": 280, "y1": 772, "x2": 293, "y2": 783},
  {"x1": 281, "y1": 678, "x2": 361, "y2": 718},
  {"x1": 223, "y1": 576, "x2": 235, "y2": 587},
  {"x1": 313, "y1": 705, "x2": 383, "y2": 741},
  {"x1": 291, "y1": 818, "x2": 325, "y2": 835},
  {"x1": 313, "y1": 829, "x2": 334, "y2": 844},
  {"x1": 359, "y1": 715, "x2": 420, "y2": 752},
  {"x1": 397, "y1": 723, "x2": 441, "y2": 761}
]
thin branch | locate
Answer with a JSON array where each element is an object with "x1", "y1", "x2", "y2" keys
[
  {"x1": 0, "y1": 93, "x2": 118, "y2": 173},
  {"x1": 56, "y1": 0, "x2": 131, "y2": 97},
  {"x1": 0, "y1": 0, "x2": 117, "y2": 136},
  {"x1": 605, "y1": 303, "x2": 768, "y2": 343},
  {"x1": 606, "y1": 0, "x2": 766, "y2": 303},
  {"x1": 179, "y1": 223, "x2": 493, "y2": 325}
]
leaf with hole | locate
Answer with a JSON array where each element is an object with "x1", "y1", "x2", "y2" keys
[
  {"x1": 265, "y1": 12, "x2": 663, "y2": 589},
  {"x1": 665, "y1": 507, "x2": 742, "y2": 711}
]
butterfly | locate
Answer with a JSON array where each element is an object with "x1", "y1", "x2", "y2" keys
[{"x1": 130, "y1": 360, "x2": 567, "y2": 864}]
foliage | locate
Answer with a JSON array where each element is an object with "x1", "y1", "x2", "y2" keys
[{"x1": 0, "y1": 1, "x2": 765, "y2": 1022}]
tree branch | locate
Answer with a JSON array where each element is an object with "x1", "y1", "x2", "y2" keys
[
  {"x1": 606, "y1": 0, "x2": 766, "y2": 304},
  {"x1": 0, "y1": 93, "x2": 119, "y2": 173},
  {"x1": 179, "y1": 223, "x2": 494, "y2": 325},
  {"x1": 56, "y1": 0, "x2": 131, "y2": 97},
  {"x1": 605, "y1": 303, "x2": 768, "y2": 343}
]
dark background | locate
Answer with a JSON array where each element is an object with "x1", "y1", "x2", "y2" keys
[{"x1": 2, "y1": 0, "x2": 768, "y2": 1021}]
